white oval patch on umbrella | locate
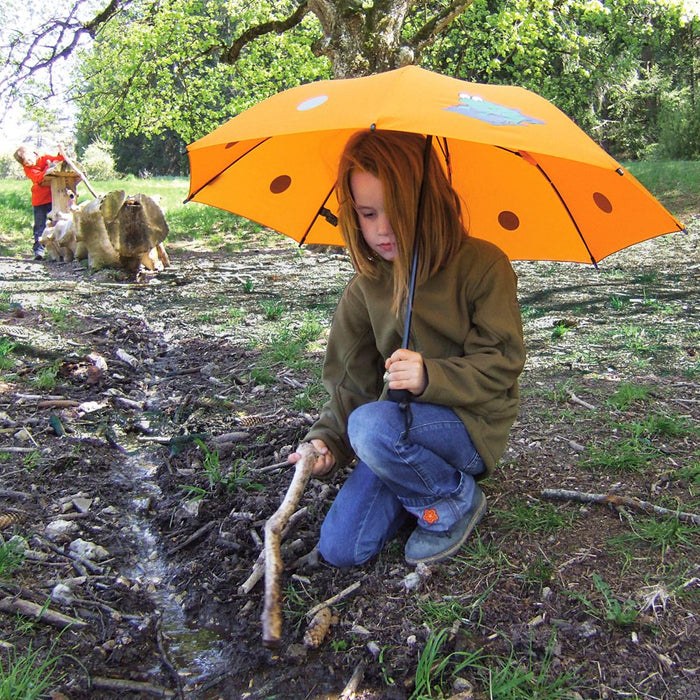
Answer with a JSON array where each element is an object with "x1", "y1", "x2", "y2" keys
[{"x1": 297, "y1": 95, "x2": 328, "y2": 111}]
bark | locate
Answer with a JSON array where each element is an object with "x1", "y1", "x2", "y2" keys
[
  {"x1": 261, "y1": 443, "x2": 318, "y2": 647},
  {"x1": 541, "y1": 488, "x2": 700, "y2": 526}
]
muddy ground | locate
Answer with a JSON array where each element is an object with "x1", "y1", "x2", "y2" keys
[{"x1": 0, "y1": 218, "x2": 698, "y2": 699}]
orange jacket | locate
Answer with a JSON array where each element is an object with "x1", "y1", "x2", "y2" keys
[{"x1": 23, "y1": 154, "x2": 64, "y2": 206}]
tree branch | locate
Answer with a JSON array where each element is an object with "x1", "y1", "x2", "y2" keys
[
  {"x1": 411, "y1": 0, "x2": 476, "y2": 56},
  {"x1": 220, "y1": 1, "x2": 311, "y2": 64},
  {"x1": 541, "y1": 488, "x2": 700, "y2": 526}
]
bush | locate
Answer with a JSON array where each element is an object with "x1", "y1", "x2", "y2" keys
[
  {"x1": 0, "y1": 153, "x2": 25, "y2": 179},
  {"x1": 656, "y1": 95, "x2": 700, "y2": 160},
  {"x1": 79, "y1": 140, "x2": 118, "y2": 179}
]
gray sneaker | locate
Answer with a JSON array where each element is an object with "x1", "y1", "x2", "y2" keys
[{"x1": 405, "y1": 486, "x2": 487, "y2": 565}]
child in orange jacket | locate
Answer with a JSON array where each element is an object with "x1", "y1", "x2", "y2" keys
[{"x1": 13, "y1": 145, "x2": 65, "y2": 260}]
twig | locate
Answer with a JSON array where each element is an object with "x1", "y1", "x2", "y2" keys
[
  {"x1": 155, "y1": 615, "x2": 184, "y2": 699},
  {"x1": 567, "y1": 391, "x2": 596, "y2": 410},
  {"x1": 0, "y1": 596, "x2": 87, "y2": 630},
  {"x1": 169, "y1": 521, "x2": 216, "y2": 554},
  {"x1": 306, "y1": 581, "x2": 362, "y2": 619},
  {"x1": 261, "y1": 443, "x2": 318, "y2": 647},
  {"x1": 37, "y1": 399, "x2": 80, "y2": 408},
  {"x1": 239, "y1": 507, "x2": 308, "y2": 594},
  {"x1": 541, "y1": 488, "x2": 700, "y2": 525},
  {"x1": 92, "y1": 677, "x2": 175, "y2": 696},
  {"x1": 339, "y1": 661, "x2": 367, "y2": 699}
]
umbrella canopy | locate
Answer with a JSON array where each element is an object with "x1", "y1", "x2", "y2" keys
[{"x1": 186, "y1": 65, "x2": 683, "y2": 264}]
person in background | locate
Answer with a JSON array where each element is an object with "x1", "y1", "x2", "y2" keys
[
  {"x1": 288, "y1": 129, "x2": 526, "y2": 568},
  {"x1": 13, "y1": 145, "x2": 65, "y2": 260}
]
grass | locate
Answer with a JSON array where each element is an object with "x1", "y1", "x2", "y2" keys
[
  {"x1": 0, "y1": 642, "x2": 65, "y2": 700},
  {"x1": 0, "y1": 539, "x2": 25, "y2": 581},
  {"x1": 409, "y1": 627, "x2": 583, "y2": 699},
  {"x1": 625, "y1": 159, "x2": 700, "y2": 219}
]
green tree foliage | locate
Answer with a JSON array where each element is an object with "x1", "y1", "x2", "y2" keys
[
  {"x1": 63, "y1": 0, "x2": 699, "y2": 172},
  {"x1": 74, "y1": 0, "x2": 330, "y2": 158},
  {"x1": 423, "y1": 0, "x2": 699, "y2": 158}
]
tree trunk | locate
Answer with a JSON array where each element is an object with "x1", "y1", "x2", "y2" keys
[{"x1": 309, "y1": 0, "x2": 413, "y2": 77}]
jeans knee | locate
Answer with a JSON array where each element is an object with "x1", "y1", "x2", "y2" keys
[
  {"x1": 318, "y1": 531, "x2": 373, "y2": 568},
  {"x1": 348, "y1": 402, "x2": 401, "y2": 463}
]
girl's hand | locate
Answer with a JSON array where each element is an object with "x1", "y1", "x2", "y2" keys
[
  {"x1": 288, "y1": 439, "x2": 336, "y2": 476},
  {"x1": 385, "y1": 348, "x2": 428, "y2": 396}
]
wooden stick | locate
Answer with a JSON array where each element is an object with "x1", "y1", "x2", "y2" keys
[
  {"x1": 0, "y1": 597, "x2": 87, "y2": 630},
  {"x1": 61, "y1": 151, "x2": 99, "y2": 199},
  {"x1": 92, "y1": 676, "x2": 175, "y2": 697},
  {"x1": 261, "y1": 443, "x2": 318, "y2": 647},
  {"x1": 239, "y1": 507, "x2": 308, "y2": 595},
  {"x1": 541, "y1": 488, "x2": 700, "y2": 526},
  {"x1": 306, "y1": 581, "x2": 362, "y2": 619}
]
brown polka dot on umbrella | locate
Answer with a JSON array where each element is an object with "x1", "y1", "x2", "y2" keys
[
  {"x1": 593, "y1": 192, "x2": 613, "y2": 213},
  {"x1": 498, "y1": 210, "x2": 520, "y2": 231},
  {"x1": 270, "y1": 175, "x2": 292, "y2": 194}
]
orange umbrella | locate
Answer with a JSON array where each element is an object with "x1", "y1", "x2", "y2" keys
[{"x1": 186, "y1": 65, "x2": 683, "y2": 264}]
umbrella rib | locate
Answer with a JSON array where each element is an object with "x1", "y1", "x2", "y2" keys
[
  {"x1": 498, "y1": 147, "x2": 599, "y2": 267},
  {"x1": 184, "y1": 138, "x2": 270, "y2": 202},
  {"x1": 436, "y1": 136, "x2": 452, "y2": 184},
  {"x1": 299, "y1": 182, "x2": 338, "y2": 246}
]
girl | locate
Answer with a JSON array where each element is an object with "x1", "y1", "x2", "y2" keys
[
  {"x1": 14, "y1": 145, "x2": 65, "y2": 260},
  {"x1": 289, "y1": 130, "x2": 525, "y2": 566}
]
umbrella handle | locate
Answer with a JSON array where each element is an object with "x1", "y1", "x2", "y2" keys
[
  {"x1": 387, "y1": 388, "x2": 413, "y2": 403},
  {"x1": 387, "y1": 135, "x2": 433, "y2": 407}
]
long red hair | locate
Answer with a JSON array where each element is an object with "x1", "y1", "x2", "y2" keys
[{"x1": 336, "y1": 130, "x2": 467, "y2": 313}]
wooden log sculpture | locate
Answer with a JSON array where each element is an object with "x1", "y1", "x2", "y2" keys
[
  {"x1": 262, "y1": 442, "x2": 319, "y2": 648},
  {"x1": 74, "y1": 190, "x2": 170, "y2": 272}
]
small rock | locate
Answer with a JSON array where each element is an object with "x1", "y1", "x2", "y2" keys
[
  {"x1": 13, "y1": 428, "x2": 31, "y2": 442},
  {"x1": 402, "y1": 572, "x2": 422, "y2": 591},
  {"x1": 51, "y1": 583, "x2": 75, "y2": 604},
  {"x1": 367, "y1": 641, "x2": 381, "y2": 658},
  {"x1": 116, "y1": 348, "x2": 139, "y2": 367},
  {"x1": 72, "y1": 496, "x2": 92, "y2": 513},
  {"x1": 45, "y1": 519, "x2": 80, "y2": 541},
  {"x1": 69, "y1": 538, "x2": 110, "y2": 561}
]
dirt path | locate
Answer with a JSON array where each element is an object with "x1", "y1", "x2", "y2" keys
[{"x1": 0, "y1": 220, "x2": 698, "y2": 698}]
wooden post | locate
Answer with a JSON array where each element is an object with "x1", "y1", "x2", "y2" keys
[{"x1": 42, "y1": 161, "x2": 82, "y2": 218}]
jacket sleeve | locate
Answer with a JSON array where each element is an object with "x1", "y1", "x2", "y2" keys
[
  {"x1": 305, "y1": 280, "x2": 385, "y2": 467},
  {"x1": 419, "y1": 254, "x2": 525, "y2": 415}
]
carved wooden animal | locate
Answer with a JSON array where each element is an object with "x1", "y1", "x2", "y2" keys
[
  {"x1": 73, "y1": 190, "x2": 170, "y2": 272},
  {"x1": 39, "y1": 211, "x2": 77, "y2": 262}
]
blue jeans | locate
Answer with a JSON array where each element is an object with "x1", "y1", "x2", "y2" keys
[
  {"x1": 33, "y1": 203, "x2": 51, "y2": 256},
  {"x1": 318, "y1": 401, "x2": 485, "y2": 567}
]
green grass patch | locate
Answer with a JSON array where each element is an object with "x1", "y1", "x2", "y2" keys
[
  {"x1": 608, "y1": 515, "x2": 700, "y2": 560},
  {"x1": 0, "y1": 538, "x2": 25, "y2": 580},
  {"x1": 494, "y1": 501, "x2": 576, "y2": 534},
  {"x1": 607, "y1": 382, "x2": 654, "y2": 410},
  {"x1": 410, "y1": 627, "x2": 583, "y2": 700},
  {"x1": 584, "y1": 436, "x2": 661, "y2": 473},
  {"x1": 0, "y1": 641, "x2": 65, "y2": 699},
  {"x1": 626, "y1": 160, "x2": 700, "y2": 219}
]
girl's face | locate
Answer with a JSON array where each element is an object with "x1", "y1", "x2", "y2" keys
[{"x1": 350, "y1": 170, "x2": 397, "y2": 262}]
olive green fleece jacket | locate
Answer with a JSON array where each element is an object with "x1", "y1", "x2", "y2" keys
[{"x1": 306, "y1": 236, "x2": 526, "y2": 476}]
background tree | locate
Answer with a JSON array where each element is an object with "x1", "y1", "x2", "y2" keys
[{"x1": 2, "y1": 0, "x2": 698, "y2": 173}]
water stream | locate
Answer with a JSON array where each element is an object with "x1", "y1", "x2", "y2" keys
[{"x1": 116, "y1": 453, "x2": 229, "y2": 689}]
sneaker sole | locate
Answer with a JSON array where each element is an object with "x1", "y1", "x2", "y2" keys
[{"x1": 405, "y1": 492, "x2": 487, "y2": 565}]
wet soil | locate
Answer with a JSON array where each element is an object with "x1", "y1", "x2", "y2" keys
[{"x1": 0, "y1": 219, "x2": 698, "y2": 699}]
